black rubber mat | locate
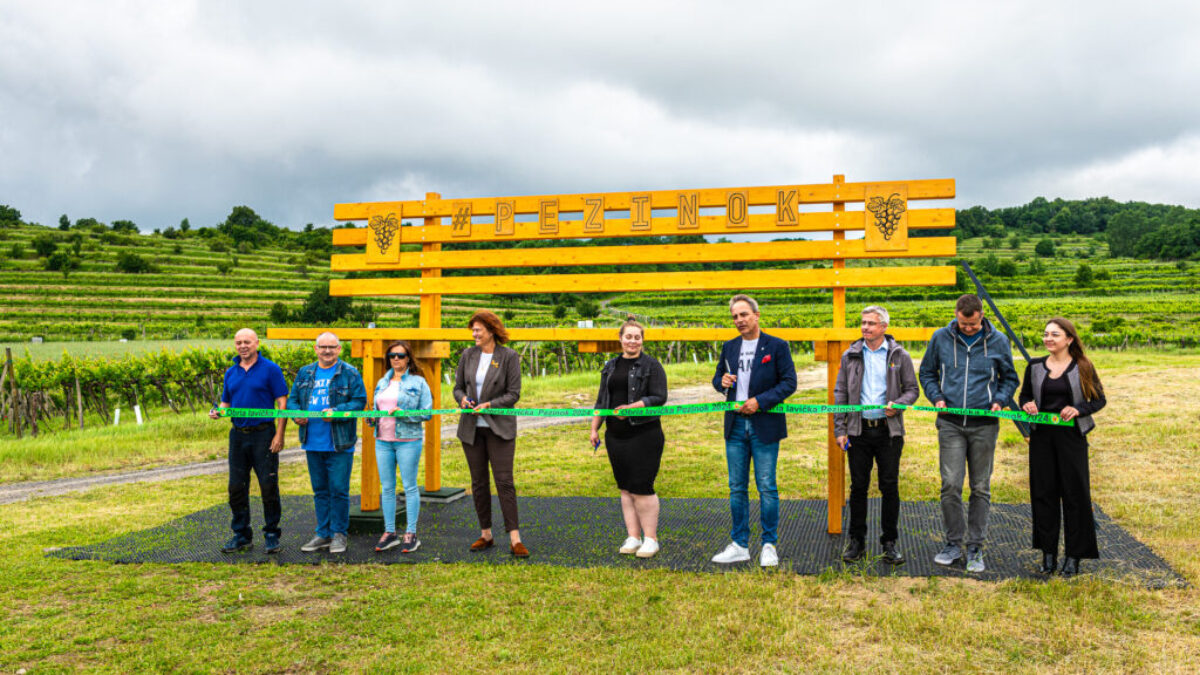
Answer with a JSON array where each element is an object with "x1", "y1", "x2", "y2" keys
[{"x1": 47, "y1": 496, "x2": 1184, "y2": 587}]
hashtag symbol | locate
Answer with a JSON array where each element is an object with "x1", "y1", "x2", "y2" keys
[{"x1": 452, "y1": 206, "x2": 471, "y2": 235}]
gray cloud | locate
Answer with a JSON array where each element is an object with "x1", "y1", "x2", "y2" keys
[{"x1": 2, "y1": 0, "x2": 1198, "y2": 232}]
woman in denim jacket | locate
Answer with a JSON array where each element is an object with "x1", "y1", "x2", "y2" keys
[{"x1": 371, "y1": 340, "x2": 433, "y2": 553}]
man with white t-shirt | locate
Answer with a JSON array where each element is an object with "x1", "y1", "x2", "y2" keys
[{"x1": 710, "y1": 294, "x2": 797, "y2": 567}]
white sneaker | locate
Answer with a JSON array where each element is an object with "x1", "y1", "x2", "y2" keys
[
  {"x1": 760, "y1": 543, "x2": 779, "y2": 567},
  {"x1": 711, "y1": 542, "x2": 751, "y2": 564},
  {"x1": 619, "y1": 536, "x2": 642, "y2": 555},
  {"x1": 635, "y1": 537, "x2": 660, "y2": 558}
]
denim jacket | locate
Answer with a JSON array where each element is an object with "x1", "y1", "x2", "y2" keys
[
  {"x1": 286, "y1": 360, "x2": 368, "y2": 451},
  {"x1": 371, "y1": 369, "x2": 433, "y2": 440}
]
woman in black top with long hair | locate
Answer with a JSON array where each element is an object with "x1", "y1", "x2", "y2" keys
[
  {"x1": 1019, "y1": 317, "x2": 1106, "y2": 577},
  {"x1": 589, "y1": 318, "x2": 668, "y2": 558}
]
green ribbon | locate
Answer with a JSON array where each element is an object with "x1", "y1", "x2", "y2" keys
[{"x1": 219, "y1": 401, "x2": 1072, "y2": 426}]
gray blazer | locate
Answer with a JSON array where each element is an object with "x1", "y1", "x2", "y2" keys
[
  {"x1": 453, "y1": 345, "x2": 522, "y2": 444},
  {"x1": 833, "y1": 335, "x2": 920, "y2": 438}
]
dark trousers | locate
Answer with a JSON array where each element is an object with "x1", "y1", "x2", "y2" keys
[
  {"x1": 228, "y1": 424, "x2": 281, "y2": 540},
  {"x1": 1029, "y1": 425, "x2": 1098, "y2": 559},
  {"x1": 847, "y1": 424, "x2": 904, "y2": 544},
  {"x1": 462, "y1": 426, "x2": 519, "y2": 532}
]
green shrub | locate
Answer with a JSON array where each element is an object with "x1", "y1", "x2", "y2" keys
[
  {"x1": 115, "y1": 252, "x2": 157, "y2": 274},
  {"x1": 44, "y1": 252, "x2": 81, "y2": 278},
  {"x1": 32, "y1": 233, "x2": 58, "y2": 257}
]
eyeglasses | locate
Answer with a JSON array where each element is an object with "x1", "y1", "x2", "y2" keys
[
  {"x1": 387, "y1": 352, "x2": 409, "y2": 360},
  {"x1": 316, "y1": 345, "x2": 340, "y2": 350}
]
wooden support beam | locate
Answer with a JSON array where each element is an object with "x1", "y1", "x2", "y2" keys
[
  {"x1": 328, "y1": 266, "x2": 956, "y2": 297},
  {"x1": 360, "y1": 339, "x2": 382, "y2": 512},
  {"x1": 268, "y1": 326, "x2": 941, "y2": 343},
  {"x1": 331, "y1": 237, "x2": 958, "y2": 272},
  {"x1": 333, "y1": 178, "x2": 956, "y2": 220}
]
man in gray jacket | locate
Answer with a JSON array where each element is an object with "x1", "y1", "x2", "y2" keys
[
  {"x1": 834, "y1": 306, "x2": 919, "y2": 564},
  {"x1": 919, "y1": 294, "x2": 1019, "y2": 573}
]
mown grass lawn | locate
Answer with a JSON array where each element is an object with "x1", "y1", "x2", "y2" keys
[{"x1": 1, "y1": 352, "x2": 1198, "y2": 672}]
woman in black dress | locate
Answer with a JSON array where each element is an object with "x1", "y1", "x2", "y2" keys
[
  {"x1": 589, "y1": 318, "x2": 668, "y2": 558},
  {"x1": 1019, "y1": 317, "x2": 1106, "y2": 577}
]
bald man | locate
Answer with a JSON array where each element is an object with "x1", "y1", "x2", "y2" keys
[{"x1": 209, "y1": 328, "x2": 289, "y2": 554}]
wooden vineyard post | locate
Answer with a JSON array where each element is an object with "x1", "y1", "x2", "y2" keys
[{"x1": 6, "y1": 348, "x2": 19, "y2": 439}]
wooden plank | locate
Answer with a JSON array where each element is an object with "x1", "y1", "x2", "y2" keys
[
  {"x1": 411, "y1": 341, "x2": 451, "y2": 359},
  {"x1": 327, "y1": 266, "x2": 956, "y2": 297},
  {"x1": 331, "y1": 237, "x2": 958, "y2": 271},
  {"x1": 332, "y1": 178, "x2": 956, "y2": 220},
  {"x1": 331, "y1": 207, "x2": 955, "y2": 246},
  {"x1": 267, "y1": 326, "x2": 941, "y2": 343},
  {"x1": 578, "y1": 341, "x2": 622, "y2": 353}
]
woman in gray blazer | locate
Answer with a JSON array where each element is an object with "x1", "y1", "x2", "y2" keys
[{"x1": 453, "y1": 310, "x2": 527, "y2": 557}]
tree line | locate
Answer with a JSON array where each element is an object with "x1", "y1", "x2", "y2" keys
[{"x1": 950, "y1": 196, "x2": 1200, "y2": 259}]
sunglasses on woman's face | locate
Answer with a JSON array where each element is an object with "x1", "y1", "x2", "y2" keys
[{"x1": 387, "y1": 352, "x2": 409, "y2": 360}]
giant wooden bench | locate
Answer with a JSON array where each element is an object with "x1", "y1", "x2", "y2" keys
[{"x1": 268, "y1": 174, "x2": 956, "y2": 533}]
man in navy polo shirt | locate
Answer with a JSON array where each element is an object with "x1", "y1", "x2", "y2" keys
[{"x1": 208, "y1": 328, "x2": 289, "y2": 554}]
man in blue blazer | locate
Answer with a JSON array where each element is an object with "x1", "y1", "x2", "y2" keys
[{"x1": 710, "y1": 294, "x2": 797, "y2": 566}]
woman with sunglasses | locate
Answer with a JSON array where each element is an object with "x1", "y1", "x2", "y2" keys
[{"x1": 371, "y1": 340, "x2": 433, "y2": 553}]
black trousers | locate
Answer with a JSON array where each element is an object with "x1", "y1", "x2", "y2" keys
[
  {"x1": 1029, "y1": 425, "x2": 1098, "y2": 558},
  {"x1": 847, "y1": 424, "x2": 904, "y2": 544},
  {"x1": 228, "y1": 424, "x2": 281, "y2": 540}
]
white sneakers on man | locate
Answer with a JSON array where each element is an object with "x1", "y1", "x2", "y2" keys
[
  {"x1": 635, "y1": 537, "x2": 660, "y2": 558},
  {"x1": 711, "y1": 542, "x2": 751, "y2": 564},
  {"x1": 760, "y1": 543, "x2": 779, "y2": 567},
  {"x1": 619, "y1": 537, "x2": 642, "y2": 555}
]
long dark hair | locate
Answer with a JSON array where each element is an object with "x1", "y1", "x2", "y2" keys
[
  {"x1": 1046, "y1": 317, "x2": 1102, "y2": 400},
  {"x1": 385, "y1": 340, "x2": 423, "y2": 378}
]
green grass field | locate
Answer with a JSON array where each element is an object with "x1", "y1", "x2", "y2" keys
[{"x1": 2, "y1": 351, "x2": 1199, "y2": 672}]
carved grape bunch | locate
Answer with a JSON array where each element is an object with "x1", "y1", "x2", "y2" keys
[
  {"x1": 369, "y1": 213, "x2": 400, "y2": 253},
  {"x1": 866, "y1": 193, "x2": 906, "y2": 240}
]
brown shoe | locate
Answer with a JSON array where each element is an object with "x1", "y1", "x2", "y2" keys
[
  {"x1": 470, "y1": 536, "x2": 494, "y2": 551},
  {"x1": 510, "y1": 542, "x2": 530, "y2": 558}
]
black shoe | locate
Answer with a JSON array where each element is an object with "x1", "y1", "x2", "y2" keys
[
  {"x1": 842, "y1": 538, "x2": 866, "y2": 562},
  {"x1": 1060, "y1": 557, "x2": 1080, "y2": 577},
  {"x1": 265, "y1": 533, "x2": 281, "y2": 554},
  {"x1": 221, "y1": 535, "x2": 252, "y2": 553},
  {"x1": 881, "y1": 540, "x2": 905, "y2": 565},
  {"x1": 1038, "y1": 552, "x2": 1057, "y2": 574}
]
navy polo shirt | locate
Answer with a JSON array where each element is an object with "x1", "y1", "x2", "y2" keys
[{"x1": 221, "y1": 354, "x2": 289, "y2": 427}]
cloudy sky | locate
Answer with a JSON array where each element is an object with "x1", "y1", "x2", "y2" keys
[{"x1": 2, "y1": 1, "x2": 1198, "y2": 231}]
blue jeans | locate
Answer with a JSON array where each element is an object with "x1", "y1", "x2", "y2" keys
[
  {"x1": 725, "y1": 416, "x2": 780, "y2": 547},
  {"x1": 376, "y1": 439, "x2": 423, "y2": 534},
  {"x1": 227, "y1": 425, "x2": 281, "y2": 541},
  {"x1": 306, "y1": 450, "x2": 354, "y2": 538}
]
